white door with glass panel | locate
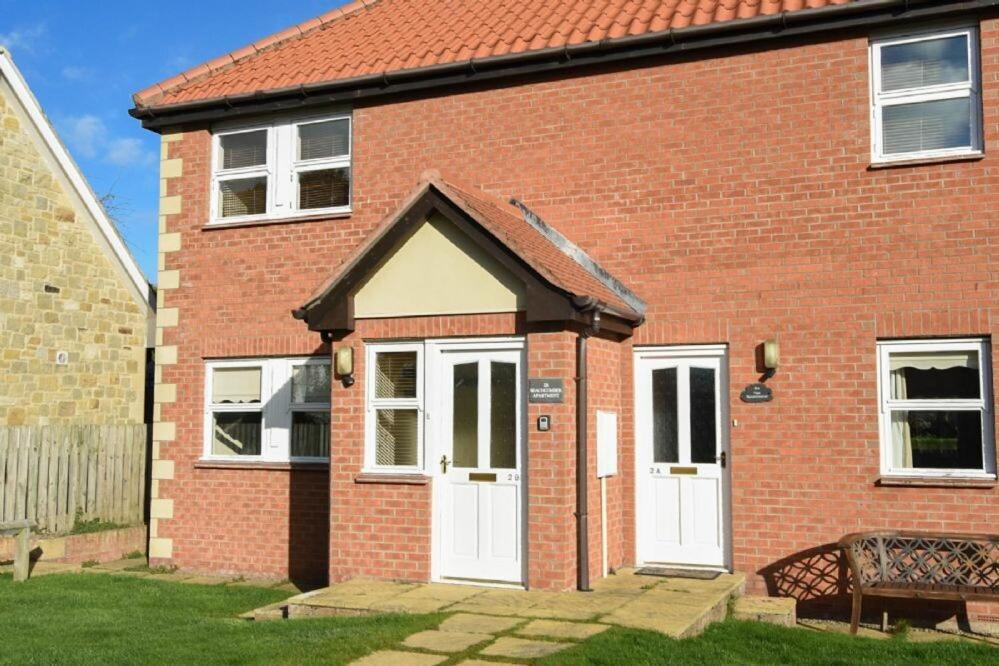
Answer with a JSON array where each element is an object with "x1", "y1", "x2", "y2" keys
[
  {"x1": 431, "y1": 344, "x2": 524, "y2": 584},
  {"x1": 635, "y1": 347, "x2": 729, "y2": 568}
]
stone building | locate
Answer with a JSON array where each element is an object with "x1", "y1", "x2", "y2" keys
[{"x1": 0, "y1": 48, "x2": 154, "y2": 426}]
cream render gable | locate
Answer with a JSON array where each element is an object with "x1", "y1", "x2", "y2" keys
[{"x1": 354, "y1": 213, "x2": 526, "y2": 319}]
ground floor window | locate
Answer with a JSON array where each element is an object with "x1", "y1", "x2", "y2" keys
[
  {"x1": 204, "y1": 357, "x2": 331, "y2": 462},
  {"x1": 364, "y1": 343, "x2": 423, "y2": 472},
  {"x1": 877, "y1": 338, "x2": 994, "y2": 477}
]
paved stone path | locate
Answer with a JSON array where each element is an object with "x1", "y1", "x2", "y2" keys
[
  {"x1": 278, "y1": 569, "x2": 747, "y2": 664},
  {"x1": 352, "y1": 611, "x2": 606, "y2": 664},
  {"x1": 292, "y1": 569, "x2": 746, "y2": 638}
]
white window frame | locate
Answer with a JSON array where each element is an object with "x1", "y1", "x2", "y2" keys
[
  {"x1": 209, "y1": 112, "x2": 352, "y2": 226},
  {"x1": 364, "y1": 342, "x2": 425, "y2": 474},
  {"x1": 877, "y1": 338, "x2": 995, "y2": 479},
  {"x1": 203, "y1": 357, "x2": 331, "y2": 463},
  {"x1": 870, "y1": 25, "x2": 982, "y2": 164},
  {"x1": 870, "y1": 25, "x2": 984, "y2": 164}
]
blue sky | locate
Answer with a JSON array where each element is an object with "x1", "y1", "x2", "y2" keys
[{"x1": 2, "y1": 0, "x2": 347, "y2": 283}]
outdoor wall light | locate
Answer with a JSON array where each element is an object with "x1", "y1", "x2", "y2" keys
[
  {"x1": 335, "y1": 346, "x2": 355, "y2": 387},
  {"x1": 762, "y1": 338, "x2": 779, "y2": 381}
]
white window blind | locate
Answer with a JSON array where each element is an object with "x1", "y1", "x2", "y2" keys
[
  {"x1": 871, "y1": 28, "x2": 981, "y2": 162},
  {"x1": 365, "y1": 345, "x2": 423, "y2": 472},
  {"x1": 211, "y1": 114, "x2": 351, "y2": 224},
  {"x1": 204, "y1": 358, "x2": 331, "y2": 462}
]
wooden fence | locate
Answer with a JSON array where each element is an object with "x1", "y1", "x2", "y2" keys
[{"x1": 0, "y1": 425, "x2": 148, "y2": 534}]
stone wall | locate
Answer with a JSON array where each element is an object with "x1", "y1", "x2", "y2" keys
[{"x1": 0, "y1": 81, "x2": 149, "y2": 426}]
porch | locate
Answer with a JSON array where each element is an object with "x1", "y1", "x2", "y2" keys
[{"x1": 281, "y1": 569, "x2": 747, "y2": 639}]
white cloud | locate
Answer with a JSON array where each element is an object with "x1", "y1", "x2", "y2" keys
[
  {"x1": 62, "y1": 115, "x2": 107, "y2": 159},
  {"x1": 106, "y1": 138, "x2": 155, "y2": 167},
  {"x1": 59, "y1": 115, "x2": 155, "y2": 167},
  {"x1": 0, "y1": 23, "x2": 47, "y2": 55},
  {"x1": 61, "y1": 65, "x2": 94, "y2": 82}
]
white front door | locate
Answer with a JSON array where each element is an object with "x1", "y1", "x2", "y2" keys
[
  {"x1": 635, "y1": 347, "x2": 730, "y2": 568},
  {"x1": 430, "y1": 341, "x2": 525, "y2": 585}
]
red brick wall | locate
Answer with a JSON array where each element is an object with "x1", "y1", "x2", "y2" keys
[
  {"x1": 585, "y1": 335, "x2": 627, "y2": 583},
  {"x1": 157, "y1": 17, "x2": 999, "y2": 616}
]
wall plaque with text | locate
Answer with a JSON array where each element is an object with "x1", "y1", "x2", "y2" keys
[{"x1": 529, "y1": 378, "x2": 564, "y2": 403}]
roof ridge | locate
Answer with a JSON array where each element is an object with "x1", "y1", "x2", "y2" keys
[
  {"x1": 508, "y1": 198, "x2": 647, "y2": 316},
  {"x1": 133, "y1": 0, "x2": 378, "y2": 107}
]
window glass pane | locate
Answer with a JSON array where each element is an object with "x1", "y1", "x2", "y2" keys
[
  {"x1": 299, "y1": 168, "x2": 350, "y2": 210},
  {"x1": 375, "y1": 409, "x2": 418, "y2": 466},
  {"x1": 298, "y1": 119, "x2": 350, "y2": 160},
  {"x1": 375, "y1": 352, "x2": 418, "y2": 399},
  {"x1": 292, "y1": 364, "x2": 331, "y2": 403},
  {"x1": 219, "y1": 130, "x2": 267, "y2": 170},
  {"x1": 890, "y1": 350, "x2": 980, "y2": 400},
  {"x1": 490, "y1": 361, "x2": 517, "y2": 469},
  {"x1": 291, "y1": 411, "x2": 330, "y2": 458},
  {"x1": 689, "y1": 367, "x2": 717, "y2": 464},
  {"x1": 891, "y1": 410, "x2": 983, "y2": 470},
  {"x1": 212, "y1": 367, "x2": 261, "y2": 404},
  {"x1": 652, "y1": 367, "x2": 679, "y2": 464},
  {"x1": 883, "y1": 98, "x2": 972, "y2": 155},
  {"x1": 219, "y1": 177, "x2": 267, "y2": 217},
  {"x1": 452, "y1": 363, "x2": 478, "y2": 468},
  {"x1": 212, "y1": 412, "x2": 262, "y2": 456},
  {"x1": 881, "y1": 35, "x2": 969, "y2": 91}
]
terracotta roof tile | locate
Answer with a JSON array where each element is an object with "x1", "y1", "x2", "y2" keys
[{"x1": 133, "y1": 0, "x2": 862, "y2": 108}]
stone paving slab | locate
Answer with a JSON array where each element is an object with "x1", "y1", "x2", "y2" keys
[
  {"x1": 732, "y1": 596, "x2": 796, "y2": 627},
  {"x1": 439, "y1": 613, "x2": 523, "y2": 634},
  {"x1": 523, "y1": 592, "x2": 634, "y2": 621},
  {"x1": 589, "y1": 569, "x2": 660, "y2": 595},
  {"x1": 299, "y1": 579, "x2": 419, "y2": 611},
  {"x1": 448, "y1": 589, "x2": 556, "y2": 616},
  {"x1": 402, "y1": 630, "x2": 493, "y2": 653},
  {"x1": 174, "y1": 575, "x2": 231, "y2": 585},
  {"x1": 24, "y1": 562, "x2": 83, "y2": 577},
  {"x1": 92, "y1": 558, "x2": 142, "y2": 571},
  {"x1": 480, "y1": 636, "x2": 571, "y2": 659},
  {"x1": 350, "y1": 650, "x2": 447, "y2": 665},
  {"x1": 517, "y1": 619, "x2": 608, "y2": 641},
  {"x1": 145, "y1": 573, "x2": 191, "y2": 582},
  {"x1": 370, "y1": 583, "x2": 486, "y2": 614}
]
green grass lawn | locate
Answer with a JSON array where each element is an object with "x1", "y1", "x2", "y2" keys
[
  {"x1": 0, "y1": 573, "x2": 440, "y2": 665},
  {"x1": 540, "y1": 621, "x2": 998, "y2": 666},
  {"x1": 2, "y1": 573, "x2": 996, "y2": 665}
]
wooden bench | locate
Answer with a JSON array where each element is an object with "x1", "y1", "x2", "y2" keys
[
  {"x1": 839, "y1": 530, "x2": 999, "y2": 634},
  {"x1": 0, "y1": 519, "x2": 36, "y2": 582}
]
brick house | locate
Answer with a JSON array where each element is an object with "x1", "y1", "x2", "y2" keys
[
  {"x1": 131, "y1": 1, "x2": 998, "y2": 624},
  {"x1": 1, "y1": 49, "x2": 154, "y2": 427}
]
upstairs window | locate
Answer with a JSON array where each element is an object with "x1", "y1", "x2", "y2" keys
[
  {"x1": 871, "y1": 27, "x2": 981, "y2": 163},
  {"x1": 877, "y1": 339, "x2": 995, "y2": 478},
  {"x1": 211, "y1": 114, "x2": 351, "y2": 224}
]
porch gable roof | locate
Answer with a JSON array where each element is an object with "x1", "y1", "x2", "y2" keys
[{"x1": 293, "y1": 171, "x2": 645, "y2": 336}]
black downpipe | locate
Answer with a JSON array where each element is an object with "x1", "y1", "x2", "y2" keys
[{"x1": 576, "y1": 311, "x2": 600, "y2": 591}]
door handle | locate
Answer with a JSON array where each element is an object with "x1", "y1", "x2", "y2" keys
[
  {"x1": 717, "y1": 451, "x2": 727, "y2": 468},
  {"x1": 440, "y1": 455, "x2": 451, "y2": 474}
]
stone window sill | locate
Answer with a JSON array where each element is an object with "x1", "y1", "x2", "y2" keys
[
  {"x1": 194, "y1": 460, "x2": 329, "y2": 472},
  {"x1": 354, "y1": 472, "x2": 431, "y2": 485},
  {"x1": 202, "y1": 211, "x2": 351, "y2": 231},
  {"x1": 875, "y1": 475, "x2": 997, "y2": 489},
  {"x1": 868, "y1": 152, "x2": 984, "y2": 170}
]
